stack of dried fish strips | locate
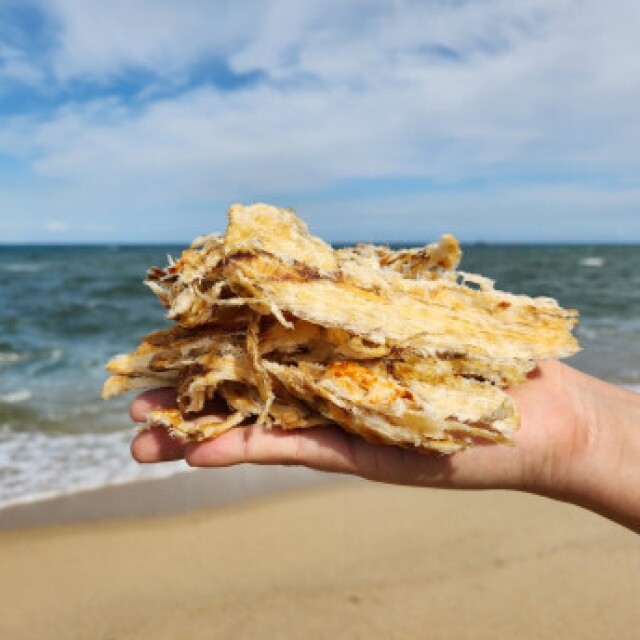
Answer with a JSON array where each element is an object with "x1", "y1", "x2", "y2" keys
[{"x1": 103, "y1": 203, "x2": 580, "y2": 453}]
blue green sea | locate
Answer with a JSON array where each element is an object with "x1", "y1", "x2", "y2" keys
[{"x1": 1, "y1": 243, "x2": 639, "y2": 508}]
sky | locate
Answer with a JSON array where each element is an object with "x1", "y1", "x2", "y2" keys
[{"x1": 0, "y1": 0, "x2": 639, "y2": 244}]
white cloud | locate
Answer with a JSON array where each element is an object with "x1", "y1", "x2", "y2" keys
[
  {"x1": 1, "y1": 0, "x2": 639, "y2": 241},
  {"x1": 0, "y1": 43, "x2": 44, "y2": 87},
  {"x1": 44, "y1": 220, "x2": 70, "y2": 232},
  {"x1": 44, "y1": 0, "x2": 260, "y2": 80}
]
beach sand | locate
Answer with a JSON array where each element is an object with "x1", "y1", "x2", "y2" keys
[{"x1": 0, "y1": 474, "x2": 638, "y2": 640}]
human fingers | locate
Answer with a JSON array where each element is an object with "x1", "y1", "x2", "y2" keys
[
  {"x1": 131, "y1": 408, "x2": 240, "y2": 463},
  {"x1": 182, "y1": 423, "x2": 471, "y2": 488},
  {"x1": 183, "y1": 423, "x2": 363, "y2": 474},
  {"x1": 130, "y1": 394, "x2": 526, "y2": 488},
  {"x1": 129, "y1": 387, "x2": 177, "y2": 422},
  {"x1": 138, "y1": 417, "x2": 526, "y2": 488},
  {"x1": 131, "y1": 425, "x2": 187, "y2": 462}
]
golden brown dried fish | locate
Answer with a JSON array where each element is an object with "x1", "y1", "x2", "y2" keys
[{"x1": 103, "y1": 203, "x2": 579, "y2": 452}]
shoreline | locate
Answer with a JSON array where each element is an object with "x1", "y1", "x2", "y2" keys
[
  {"x1": 1, "y1": 378, "x2": 637, "y2": 529},
  {"x1": 0, "y1": 464, "x2": 340, "y2": 529}
]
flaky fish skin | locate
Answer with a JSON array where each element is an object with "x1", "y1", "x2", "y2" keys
[{"x1": 104, "y1": 203, "x2": 580, "y2": 452}]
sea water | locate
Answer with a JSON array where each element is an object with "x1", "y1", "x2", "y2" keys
[{"x1": 1, "y1": 243, "x2": 639, "y2": 508}]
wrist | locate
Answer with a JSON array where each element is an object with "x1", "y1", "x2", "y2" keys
[{"x1": 546, "y1": 371, "x2": 640, "y2": 531}]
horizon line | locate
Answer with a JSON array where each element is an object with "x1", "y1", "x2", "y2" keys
[{"x1": 2, "y1": 240, "x2": 640, "y2": 248}]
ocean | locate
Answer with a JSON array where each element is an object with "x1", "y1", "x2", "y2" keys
[{"x1": 1, "y1": 243, "x2": 639, "y2": 509}]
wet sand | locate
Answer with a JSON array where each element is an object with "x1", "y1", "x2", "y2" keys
[
  {"x1": 0, "y1": 474, "x2": 638, "y2": 639},
  {"x1": 0, "y1": 465, "x2": 333, "y2": 528}
]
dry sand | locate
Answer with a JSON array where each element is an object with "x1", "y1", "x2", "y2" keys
[{"x1": 0, "y1": 476, "x2": 638, "y2": 640}]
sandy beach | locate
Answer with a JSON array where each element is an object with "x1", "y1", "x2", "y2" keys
[{"x1": 0, "y1": 472, "x2": 638, "y2": 640}]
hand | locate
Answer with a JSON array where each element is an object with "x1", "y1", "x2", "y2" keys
[
  {"x1": 130, "y1": 361, "x2": 593, "y2": 493},
  {"x1": 130, "y1": 361, "x2": 640, "y2": 531}
]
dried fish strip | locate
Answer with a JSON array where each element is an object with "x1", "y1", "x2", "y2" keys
[
  {"x1": 264, "y1": 361, "x2": 515, "y2": 453},
  {"x1": 104, "y1": 203, "x2": 580, "y2": 452}
]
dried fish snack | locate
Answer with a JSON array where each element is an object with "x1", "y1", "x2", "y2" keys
[{"x1": 104, "y1": 203, "x2": 579, "y2": 453}]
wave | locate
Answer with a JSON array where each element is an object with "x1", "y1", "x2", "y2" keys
[
  {"x1": 0, "y1": 352, "x2": 25, "y2": 364},
  {"x1": 3, "y1": 263, "x2": 45, "y2": 273},
  {"x1": 579, "y1": 257, "x2": 605, "y2": 267},
  {"x1": 0, "y1": 389, "x2": 31, "y2": 404},
  {"x1": 0, "y1": 426, "x2": 189, "y2": 509},
  {"x1": 0, "y1": 348, "x2": 63, "y2": 370}
]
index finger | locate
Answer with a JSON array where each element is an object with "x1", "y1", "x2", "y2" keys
[{"x1": 130, "y1": 387, "x2": 177, "y2": 422}]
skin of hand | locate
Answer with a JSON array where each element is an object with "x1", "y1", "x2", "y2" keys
[{"x1": 130, "y1": 361, "x2": 640, "y2": 533}]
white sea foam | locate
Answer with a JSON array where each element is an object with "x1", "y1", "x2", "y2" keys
[
  {"x1": 0, "y1": 352, "x2": 25, "y2": 364},
  {"x1": 0, "y1": 389, "x2": 31, "y2": 403},
  {"x1": 3, "y1": 263, "x2": 44, "y2": 273},
  {"x1": 0, "y1": 348, "x2": 61, "y2": 369},
  {"x1": 579, "y1": 257, "x2": 605, "y2": 267},
  {"x1": 0, "y1": 426, "x2": 190, "y2": 509}
]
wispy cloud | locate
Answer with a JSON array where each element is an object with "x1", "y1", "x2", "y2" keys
[
  {"x1": 0, "y1": 44, "x2": 44, "y2": 87},
  {"x1": 44, "y1": 220, "x2": 70, "y2": 232},
  {"x1": 0, "y1": 0, "x2": 639, "y2": 242}
]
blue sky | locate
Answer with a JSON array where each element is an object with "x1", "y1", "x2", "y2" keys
[{"x1": 1, "y1": 0, "x2": 639, "y2": 244}]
